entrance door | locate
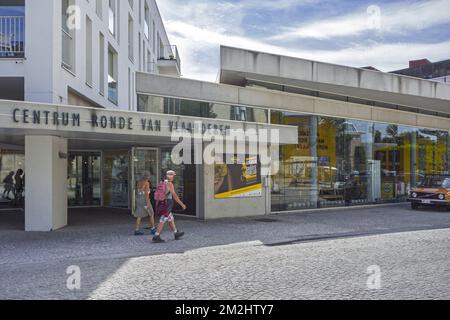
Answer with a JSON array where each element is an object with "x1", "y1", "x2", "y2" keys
[
  {"x1": 131, "y1": 148, "x2": 159, "y2": 212},
  {"x1": 67, "y1": 152, "x2": 102, "y2": 207},
  {"x1": 103, "y1": 150, "x2": 130, "y2": 208}
]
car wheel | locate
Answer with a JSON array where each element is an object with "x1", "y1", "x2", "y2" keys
[{"x1": 411, "y1": 202, "x2": 419, "y2": 210}]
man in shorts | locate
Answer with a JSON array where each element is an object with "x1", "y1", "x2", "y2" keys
[{"x1": 153, "y1": 171, "x2": 186, "y2": 243}]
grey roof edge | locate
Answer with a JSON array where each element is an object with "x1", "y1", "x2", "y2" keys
[{"x1": 219, "y1": 46, "x2": 450, "y2": 102}]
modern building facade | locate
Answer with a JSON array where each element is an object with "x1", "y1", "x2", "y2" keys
[
  {"x1": 0, "y1": 0, "x2": 180, "y2": 108},
  {"x1": 139, "y1": 46, "x2": 450, "y2": 213},
  {"x1": 1, "y1": 3, "x2": 450, "y2": 232}
]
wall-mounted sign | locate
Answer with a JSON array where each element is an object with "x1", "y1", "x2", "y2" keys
[
  {"x1": 214, "y1": 155, "x2": 262, "y2": 199},
  {"x1": 11, "y1": 108, "x2": 232, "y2": 136}
]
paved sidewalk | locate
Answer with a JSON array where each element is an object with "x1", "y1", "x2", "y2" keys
[
  {"x1": 2, "y1": 204, "x2": 450, "y2": 300},
  {"x1": 1, "y1": 203, "x2": 450, "y2": 266}
]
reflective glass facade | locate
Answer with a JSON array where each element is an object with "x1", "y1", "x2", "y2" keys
[
  {"x1": 137, "y1": 94, "x2": 268, "y2": 123},
  {"x1": 136, "y1": 93, "x2": 450, "y2": 213},
  {"x1": 271, "y1": 111, "x2": 450, "y2": 212}
]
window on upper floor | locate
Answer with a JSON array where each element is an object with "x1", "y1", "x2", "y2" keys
[
  {"x1": 0, "y1": 0, "x2": 25, "y2": 58},
  {"x1": 99, "y1": 32, "x2": 105, "y2": 95},
  {"x1": 108, "y1": 44, "x2": 118, "y2": 105},
  {"x1": 96, "y1": 0, "x2": 103, "y2": 19},
  {"x1": 108, "y1": 0, "x2": 116, "y2": 36},
  {"x1": 86, "y1": 16, "x2": 93, "y2": 86},
  {"x1": 61, "y1": 0, "x2": 76, "y2": 72},
  {"x1": 128, "y1": 14, "x2": 134, "y2": 62},
  {"x1": 144, "y1": 3, "x2": 150, "y2": 40},
  {"x1": 152, "y1": 21, "x2": 156, "y2": 53}
]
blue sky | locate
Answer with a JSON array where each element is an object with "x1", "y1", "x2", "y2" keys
[{"x1": 157, "y1": 0, "x2": 450, "y2": 81}]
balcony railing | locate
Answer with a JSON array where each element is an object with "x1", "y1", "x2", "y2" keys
[
  {"x1": 0, "y1": 16, "x2": 25, "y2": 58},
  {"x1": 158, "y1": 45, "x2": 181, "y2": 72}
]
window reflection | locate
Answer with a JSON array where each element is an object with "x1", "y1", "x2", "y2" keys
[
  {"x1": 271, "y1": 110, "x2": 450, "y2": 212},
  {"x1": 137, "y1": 94, "x2": 268, "y2": 123}
]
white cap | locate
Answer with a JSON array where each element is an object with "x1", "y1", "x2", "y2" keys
[{"x1": 166, "y1": 170, "x2": 176, "y2": 176}]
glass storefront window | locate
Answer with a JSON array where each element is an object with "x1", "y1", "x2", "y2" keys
[
  {"x1": 271, "y1": 111, "x2": 317, "y2": 211},
  {"x1": 137, "y1": 94, "x2": 268, "y2": 124},
  {"x1": 317, "y1": 117, "x2": 373, "y2": 207},
  {"x1": 103, "y1": 151, "x2": 129, "y2": 208},
  {"x1": 271, "y1": 109, "x2": 450, "y2": 212},
  {"x1": 67, "y1": 153, "x2": 101, "y2": 207}
]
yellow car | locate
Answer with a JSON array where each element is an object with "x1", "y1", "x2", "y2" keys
[{"x1": 409, "y1": 176, "x2": 450, "y2": 211}]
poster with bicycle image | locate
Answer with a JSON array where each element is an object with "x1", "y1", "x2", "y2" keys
[{"x1": 214, "y1": 155, "x2": 262, "y2": 199}]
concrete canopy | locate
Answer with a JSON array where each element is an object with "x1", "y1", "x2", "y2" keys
[{"x1": 0, "y1": 99, "x2": 298, "y2": 148}]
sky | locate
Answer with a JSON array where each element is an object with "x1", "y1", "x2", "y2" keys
[{"x1": 156, "y1": 0, "x2": 450, "y2": 82}]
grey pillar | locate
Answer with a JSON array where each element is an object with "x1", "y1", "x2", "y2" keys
[
  {"x1": 365, "y1": 127, "x2": 374, "y2": 202},
  {"x1": 25, "y1": 136, "x2": 68, "y2": 231}
]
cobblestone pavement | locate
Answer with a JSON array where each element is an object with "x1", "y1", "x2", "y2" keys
[{"x1": 1, "y1": 204, "x2": 450, "y2": 299}]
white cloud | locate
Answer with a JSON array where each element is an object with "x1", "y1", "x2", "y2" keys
[
  {"x1": 272, "y1": 0, "x2": 450, "y2": 40},
  {"x1": 157, "y1": 0, "x2": 450, "y2": 82},
  {"x1": 239, "y1": 0, "x2": 319, "y2": 10},
  {"x1": 165, "y1": 20, "x2": 450, "y2": 81}
]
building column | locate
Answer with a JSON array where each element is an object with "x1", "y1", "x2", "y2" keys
[
  {"x1": 309, "y1": 116, "x2": 319, "y2": 208},
  {"x1": 25, "y1": 136, "x2": 68, "y2": 232},
  {"x1": 365, "y1": 127, "x2": 374, "y2": 202}
]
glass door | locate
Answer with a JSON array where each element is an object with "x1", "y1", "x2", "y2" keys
[
  {"x1": 103, "y1": 150, "x2": 130, "y2": 208},
  {"x1": 67, "y1": 152, "x2": 102, "y2": 207},
  {"x1": 131, "y1": 148, "x2": 159, "y2": 212}
]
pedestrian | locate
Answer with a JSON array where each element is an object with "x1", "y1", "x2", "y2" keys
[
  {"x1": 152, "y1": 170, "x2": 186, "y2": 243},
  {"x1": 3, "y1": 171, "x2": 15, "y2": 198},
  {"x1": 133, "y1": 171, "x2": 157, "y2": 236},
  {"x1": 13, "y1": 169, "x2": 24, "y2": 206},
  {"x1": 2, "y1": 171, "x2": 15, "y2": 199}
]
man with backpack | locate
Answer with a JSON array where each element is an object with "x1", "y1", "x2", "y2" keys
[{"x1": 153, "y1": 170, "x2": 186, "y2": 243}]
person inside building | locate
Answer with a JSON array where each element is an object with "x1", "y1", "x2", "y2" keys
[
  {"x1": 133, "y1": 171, "x2": 156, "y2": 236},
  {"x1": 152, "y1": 170, "x2": 186, "y2": 243},
  {"x1": 13, "y1": 169, "x2": 24, "y2": 206},
  {"x1": 2, "y1": 171, "x2": 15, "y2": 200}
]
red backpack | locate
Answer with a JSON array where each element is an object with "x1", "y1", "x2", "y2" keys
[{"x1": 154, "y1": 181, "x2": 167, "y2": 202}]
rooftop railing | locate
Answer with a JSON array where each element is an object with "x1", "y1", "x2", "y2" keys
[{"x1": 0, "y1": 16, "x2": 25, "y2": 58}]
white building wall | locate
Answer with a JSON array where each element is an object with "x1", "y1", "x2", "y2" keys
[
  {"x1": 23, "y1": 0, "x2": 59, "y2": 104},
  {"x1": 1, "y1": 0, "x2": 176, "y2": 111},
  {"x1": 0, "y1": 59, "x2": 25, "y2": 77}
]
